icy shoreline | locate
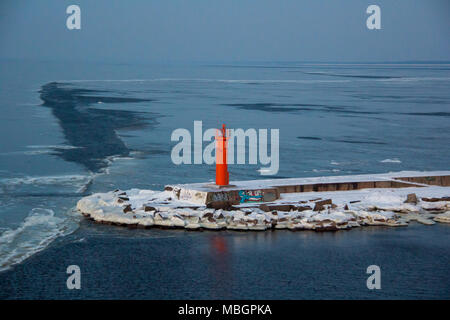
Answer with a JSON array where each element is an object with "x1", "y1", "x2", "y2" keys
[{"x1": 77, "y1": 186, "x2": 450, "y2": 231}]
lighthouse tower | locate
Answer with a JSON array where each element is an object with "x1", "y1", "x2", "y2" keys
[{"x1": 215, "y1": 124, "x2": 229, "y2": 186}]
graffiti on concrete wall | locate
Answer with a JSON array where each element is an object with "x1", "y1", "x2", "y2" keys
[
  {"x1": 239, "y1": 190, "x2": 263, "y2": 203},
  {"x1": 210, "y1": 191, "x2": 234, "y2": 202}
]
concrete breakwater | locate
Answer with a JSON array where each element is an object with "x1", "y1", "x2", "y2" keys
[
  {"x1": 77, "y1": 171, "x2": 450, "y2": 231},
  {"x1": 167, "y1": 171, "x2": 450, "y2": 206}
]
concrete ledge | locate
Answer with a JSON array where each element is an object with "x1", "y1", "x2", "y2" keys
[
  {"x1": 167, "y1": 171, "x2": 450, "y2": 205},
  {"x1": 395, "y1": 175, "x2": 450, "y2": 186}
]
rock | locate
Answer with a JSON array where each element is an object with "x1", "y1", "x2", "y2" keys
[
  {"x1": 171, "y1": 215, "x2": 185, "y2": 227},
  {"x1": 433, "y1": 212, "x2": 450, "y2": 224},
  {"x1": 404, "y1": 193, "x2": 418, "y2": 204},
  {"x1": 248, "y1": 223, "x2": 268, "y2": 231},
  {"x1": 200, "y1": 218, "x2": 222, "y2": 229},
  {"x1": 123, "y1": 204, "x2": 133, "y2": 213},
  {"x1": 175, "y1": 206, "x2": 200, "y2": 210},
  {"x1": 138, "y1": 217, "x2": 154, "y2": 227},
  {"x1": 274, "y1": 219, "x2": 289, "y2": 229},
  {"x1": 313, "y1": 204, "x2": 325, "y2": 211},
  {"x1": 206, "y1": 201, "x2": 234, "y2": 210},
  {"x1": 144, "y1": 205, "x2": 156, "y2": 212},
  {"x1": 421, "y1": 197, "x2": 450, "y2": 202},
  {"x1": 118, "y1": 196, "x2": 129, "y2": 201},
  {"x1": 415, "y1": 216, "x2": 435, "y2": 225},
  {"x1": 344, "y1": 204, "x2": 349, "y2": 210},
  {"x1": 202, "y1": 212, "x2": 214, "y2": 219},
  {"x1": 350, "y1": 200, "x2": 361, "y2": 204},
  {"x1": 267, "y1": 204, "x2": 293, "y2": 212},
  {"x1": 164, "y1": 186, "x2": 173, "y2": 191},
  {"x1": 185, "y1": 223, "x2": 201, "y2": 230},
  {"x1": 293, "y1": 205, "x2": 312, "y2": 212},
  {"x1": 216, "y1": 213, "x2": 225, "y2": 219},
  {"x1": 314, "y1": 221, "x2": 338, "y2": 232},
  {"x1": 313, "y1": 199, "x2": 332, "y2": 211},
  {"x1": 315, "y1": 199, "x2": 332, "y2": 206}
]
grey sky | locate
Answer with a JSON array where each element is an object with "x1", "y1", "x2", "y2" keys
[{"x1": 1, "y1": 0, "x2": 449, "y2": 63}]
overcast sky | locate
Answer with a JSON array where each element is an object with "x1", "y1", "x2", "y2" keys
[{"x1": 1, "y1": 0, "x2": 449, "y2": 63}]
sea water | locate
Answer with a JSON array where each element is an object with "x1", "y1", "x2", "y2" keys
[{"x1": 0, "y1": 59, "x2": 449, "y2": 298}]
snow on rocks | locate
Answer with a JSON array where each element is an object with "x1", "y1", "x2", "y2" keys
[
  {"x1": 76, "y1": 187, "x2": 450, "y2": 232},
  {"x1": 433, "y1": 211, "x2": 450, "y2": 224},
  {"x1": 358, "y1": 190, "x2": 419, "y2": 212}
]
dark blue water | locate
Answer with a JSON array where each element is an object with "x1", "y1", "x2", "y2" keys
[
  {"x1": 0, "y1": 59, "x2": 449, "y2": 298},
  {"x1": 0, "y1": 222, "x2": 449, "y2": 299}
]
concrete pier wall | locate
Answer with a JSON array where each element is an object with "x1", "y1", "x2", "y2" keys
[{"x1": 167, "y1": 171, "x2": 450, "y2": 206}]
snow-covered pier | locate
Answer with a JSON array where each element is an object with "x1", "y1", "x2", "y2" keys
[
  {"x1": 77, "y1": 171, "x2": 450, "y2": 231},
  {"x1": 168, "y1": 171, "x2": 450, "y2": 206}
]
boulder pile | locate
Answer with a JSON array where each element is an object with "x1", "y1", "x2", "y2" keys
[{"x1": 77, "y1": 189, "x2": 450, "y2": 231}]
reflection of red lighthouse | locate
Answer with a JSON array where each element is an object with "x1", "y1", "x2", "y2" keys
[
  {"x1": 216, "y1": 124, "x2": 229, "y2": 186},
  {"x1": 211, "y1": 236, "x2": 227, "y2": 254},
  {"x1": 209, "y1": 235, "x2": 230, "y2": 297}
]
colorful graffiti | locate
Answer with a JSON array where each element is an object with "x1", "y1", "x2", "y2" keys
[{"x1": 239, "y1": 190, "x2": 263, "y2": 203}]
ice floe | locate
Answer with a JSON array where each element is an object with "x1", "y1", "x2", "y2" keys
[
  {"x1": 0, "y1": 208, "x2": 79, "y2": 272},
  {"x1": 380, "y1": 158, "x2": 402, "y2": 163}
]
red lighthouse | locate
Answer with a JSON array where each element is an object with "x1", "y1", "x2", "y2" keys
[{"x1": 215, "y1": 124, "x2": 229, "y2": 186}]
